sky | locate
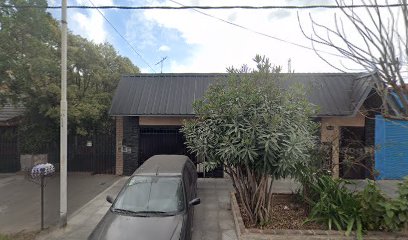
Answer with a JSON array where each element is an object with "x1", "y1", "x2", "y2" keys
[{"x1": 46, "y1": 0, "x2": 404, "y2": 74}]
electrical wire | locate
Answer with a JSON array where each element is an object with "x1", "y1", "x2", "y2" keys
[
  {"x1": 5, "y1": 2, "x2": 404, "y2": 60},
  {"x1": 87, "y1": 0, "x2": 156, "y2": 73},
  {"x1": 1, "y1": 3, "x2": 406, "y2": 10},
  {"x1": 168, "y1": 0, "x2": 347, "y2": 59}
]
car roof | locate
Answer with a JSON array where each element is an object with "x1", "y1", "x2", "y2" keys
[{"x1": 132, "y1": 155, "x2": 190, "y2": 176}]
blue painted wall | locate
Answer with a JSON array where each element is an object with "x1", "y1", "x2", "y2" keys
[{"x1": 375, "y1": 115, "x2": 408, "y2": 179}]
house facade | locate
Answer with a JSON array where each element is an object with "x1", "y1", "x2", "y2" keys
[{"x1": 109, "y1": 73, "x2": 386, "y2": 178}]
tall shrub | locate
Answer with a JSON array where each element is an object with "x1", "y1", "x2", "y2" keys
[{"x1": 182, "y1": 55, "x2": 317, "y2": 226}]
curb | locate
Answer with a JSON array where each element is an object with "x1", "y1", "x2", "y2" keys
[
  {"x1": 230, "y1": 192, "x2": 408, "y2": 240},
  {"x1": 67, "y1": 176, "x2": 127, "y2": 220}
]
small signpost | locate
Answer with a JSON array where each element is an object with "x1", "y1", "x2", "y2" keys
[{"x1": 29, "y1": 163, "x2": 55, "y2": 230}]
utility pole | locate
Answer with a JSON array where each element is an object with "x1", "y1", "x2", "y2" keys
[
  {"x1": 60, "y1": 0, "x2": 68, "y2": 228},
  {"x1": 155, "y1": 57, "x2": 167, "y2": 73}
]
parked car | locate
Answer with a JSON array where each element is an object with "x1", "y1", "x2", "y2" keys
[{"x1": 88, "y1": 155, "x2": 200, "y2": 240}]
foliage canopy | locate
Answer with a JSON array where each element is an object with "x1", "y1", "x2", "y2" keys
[{"x1": 0, "y1": 0, "x2": 139, "y2": 153}]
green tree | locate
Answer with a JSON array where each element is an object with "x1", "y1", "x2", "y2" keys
[
  {"x1": 0, "y1": 0, "x2": 139, "y2": 153},
  {"x1": 182, "y1": 55, "x2": 318, "y2": 226}
]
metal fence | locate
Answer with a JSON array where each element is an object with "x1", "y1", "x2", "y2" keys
[{"x1": 48, "y1": 133, "x2": 115, "y2": 174}]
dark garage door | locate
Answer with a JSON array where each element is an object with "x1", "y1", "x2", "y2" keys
[{"x1": 139, "y1": 127, "x2": 223, "y2": 178}]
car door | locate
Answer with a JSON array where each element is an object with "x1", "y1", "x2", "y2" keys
[
  {"x1": 188, "y1": 161, "x2": 197, "y2": 198},
  {"x1": 183, "y1": 167, "x2": 194, "y2": 240}
]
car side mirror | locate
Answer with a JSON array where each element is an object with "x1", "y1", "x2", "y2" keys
[
  {"x1": 106, "y1": 195, "x2": 114, "y2": 204},
  {"x1": 188, "y1": 198, "x2": 200, "y2": 206}
]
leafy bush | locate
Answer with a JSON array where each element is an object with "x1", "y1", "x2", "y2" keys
[
  {"x1": 357, "y1": 180, "x2": 387, "y2": 230},
  {"x1": 306, "y1": 175, "x2": 363, "y2": 239},
  {"x1": 358, "y1": 178, "x2": 408, "y2": 232},
  {"x1": 182, "y1": 55, "x2": 318, "y2": 226},
  {"x1": 305, "y1": 176, "x2": 408, "y2": 239}
]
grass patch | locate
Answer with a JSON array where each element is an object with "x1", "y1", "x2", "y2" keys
[
  {"x1": 0, "y1": 231, "x2": 38, "y2": 240},
  {"x1": 0, "y1": 234, "x2": 11, "y2": 240}
]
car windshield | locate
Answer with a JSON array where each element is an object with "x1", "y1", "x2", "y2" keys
[{"x1": 113, "y1": 176, "x2": 185, "y2": 214}]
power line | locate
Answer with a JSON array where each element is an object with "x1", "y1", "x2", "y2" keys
[
  {"x1": 1, "y1": 3, "x2": 406, "y2": 10},
  {"x1": 169, "y1": 0, "x2": 347, "y2": 59},
  {"x1": 87, "y1": 0, "x2": 156, "y2": 73}
]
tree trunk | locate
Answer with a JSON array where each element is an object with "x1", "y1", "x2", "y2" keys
[{"x1": 226, "y1": 165, "x2": 274, "y2": 226}]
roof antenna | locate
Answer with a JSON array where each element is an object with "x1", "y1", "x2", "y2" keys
[
  {"x1": 155, "y1": 57, "x2": 167, "y2": 74},
  {"x1": 155, "y1": 165, "x2": 159, "y2": 176},
  {"x1": 288, "y1": 58, "x2": 292, "y2": 73}
]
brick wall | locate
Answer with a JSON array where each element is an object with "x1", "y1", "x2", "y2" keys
[
  {"x1": 115, "y1": 117, "x2": 124, "y2": 175},
  {"x1": 123, "y1": 116, "x2": 140, "y2": 176}
]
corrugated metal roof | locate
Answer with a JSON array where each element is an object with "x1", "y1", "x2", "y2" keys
[
  {"x1": 109, "y1": 73, "x2": 373, "y2": 117},
  {"x1": 350, "y1": 73, "x2": 375, "y2": 115},
  {"x1": 0, "y1": 103, "x2": 25, "y2": 122}
]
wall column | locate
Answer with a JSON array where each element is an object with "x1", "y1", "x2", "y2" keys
[
  {"x1": 123, "y1": 116, "x2": 140, "y2": 176},
  {"x1": 321, "y1": 121, "x2": 340, "y2": 178},
  {"x1": 331, "y1": 126, "x2": 340, "y2": 178},
  {"x1": 115, "y1": 116, "x2": 124, "y2": 175}
]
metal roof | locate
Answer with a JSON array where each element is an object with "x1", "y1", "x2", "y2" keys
[
  {"x1": 132, "y1": 155, "x2": 190, "y2": 176},
  {"x1": 110, "y1": 73, "x2": 374, "y2": 117},
  {"x1": 0, "y1": 103, "x2": 24, "y2": 123}
]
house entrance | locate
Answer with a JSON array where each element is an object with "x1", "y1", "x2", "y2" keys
[{"x1": 339, "y1": 127, "x2": 370, "y2": 179}]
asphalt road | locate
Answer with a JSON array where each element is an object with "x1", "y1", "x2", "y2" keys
[{"x1": 0, "y1": 173, "x2": 119, "y2": 234}]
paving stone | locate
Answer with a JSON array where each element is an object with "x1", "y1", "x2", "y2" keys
[
  {"x1": 201, "y1": 230, "x2": 220, "y2": 240},
  {"x1": 219, "y1": 218, "x2": 234, "y2": 231},
  {"x1": 218, "y1": 209, "x2": 233, "y2": 219},
  {"x1": 199, "y1": 219, "x2": 218, "y2": 231},
  {"x1": 202, "y1": 203, "x2": 218, "y2": 210},
  {"x1": 222, "y1": 229, "x2": 238, "y2": 240}
]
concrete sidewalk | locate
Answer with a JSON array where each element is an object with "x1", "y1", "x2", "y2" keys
[
  {"x1": 36, "y1": 176, "x2": 128, "y2": 240},
  {"x1": 0, "y1": 173, "x2": 119, "y2": 234}
]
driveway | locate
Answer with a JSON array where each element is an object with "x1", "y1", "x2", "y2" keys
[
  {"x1": 192, "y1": 178, "x2": 237, "y2": 240},
  {"x1": 0, "y1": 173, "x2": 119, "y2": 234}
]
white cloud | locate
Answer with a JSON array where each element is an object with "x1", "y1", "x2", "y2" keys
[
  {"x1": 137, "y1": 0, "x2": 352, "y2": 73},
  {"x1": 69, "y1": 0, "x2": 113, "y2": 44},
  {"x1": 48, "y1": 0, "x2": 403, "y2": 74},
  {"x1": 125, "y1": 12, "x2": 157, "y2": 49},
  {"x1": 71, "y1": 12, "x2": 106, "y2": 43},
  {"x1": 158, "y1": 45, "x2": 171, "y2": 52},
  {"x1": 134, "y1": 0, "x2": 404, "y2": 72}
]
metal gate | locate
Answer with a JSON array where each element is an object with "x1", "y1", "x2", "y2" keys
[
  {"x1": 68, "y1": 134, "x2": 115, "y2": 174},
  {"x1": 139, "y1": 127, "x2": 190, "y2": 164},
  {"x1": 139, "y1": 127, "x2": 223, "y2": 178},
  {"x1": 48, "y1": 134, "x2": 116, "y2": 174},
  {"x1": 0, "y1": 127, "x2": 19, "y2": 173}
]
